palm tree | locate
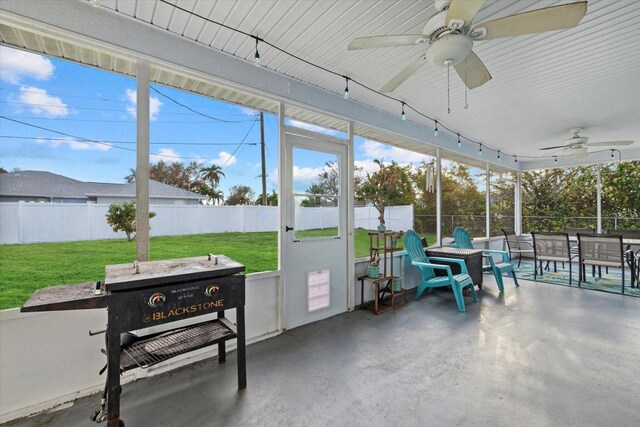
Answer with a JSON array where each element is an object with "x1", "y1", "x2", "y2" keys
[
  {"x1": 210, "y1": 189, "x2": 224, "y2": 205},
  {"x1": 199, "y1": 164, "x2": 225, "y2": 189}
]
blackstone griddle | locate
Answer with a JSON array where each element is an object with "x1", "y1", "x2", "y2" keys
[{"x1": 21, "y1": 255, "x2": 246, "y2": 427}]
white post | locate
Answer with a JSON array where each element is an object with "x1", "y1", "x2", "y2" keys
[
  {"x1": 597, "y1": 164, "x2": 602, "y2": 233},
  {"x1": 486, "y1": 163, "x2": 491, "y2": 241},
  {"x1": 515, "y1": 171, "x2": 522, "y2": 235},
  {"x1": 136, "y1": 60, "x2": 150, "y2": 262},
  {"x1": 436, "y1": 149, "x2": 442, "y2": 245},
  {"x1": 277, "y1": 101, "x2": 285, "y2": 332},
  {"x1": 347, "y1": 121, "x2": 355, "y2": 311}
]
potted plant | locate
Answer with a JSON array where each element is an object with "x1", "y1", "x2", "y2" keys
[{"x1": 367, "y1": 255, "x2": 380, "y2": 279}]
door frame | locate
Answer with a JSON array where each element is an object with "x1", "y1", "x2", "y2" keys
[{"x1": 277, "y1": 103, "x2": 355, "y2": 330}]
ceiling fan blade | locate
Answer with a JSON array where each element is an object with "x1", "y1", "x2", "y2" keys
[
  {"x1": 380, "y1": 54, "x2": 427, "y2": 93},
  {"x1": 454, "y1": 50, "x2": 491, "y2": 89},
  {"x1": 471, "y1": 1, "x2": 587, "y2": 40},
  {"x1": 539, "y1": 145, "x2": 571, "y2": 151},
  {"x1": 348, "y1": 35, "x2": 427, "y2": 50},
  {"x1": 446, "y1": 0, "x2": 485, "y2": 28},
  {"x1": 586, "y1": 140, "x2": 634, "y2": 147}
]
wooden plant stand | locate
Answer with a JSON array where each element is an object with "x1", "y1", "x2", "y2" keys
[{"x1": 359, "y1": 231, "x2": 408, "y2": 314}]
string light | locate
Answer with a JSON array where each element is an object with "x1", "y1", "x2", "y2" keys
[
  {"x1": 159, "y1": 0, "x2": 538, "y2": 166},
  {"x1": 254, "y1": 37, "x2": 261, "y2": 66},
  {"x1": 434, "y1": 121, "x2": 438, "y2": 137},
  {"x1": 497, "y1": 151, "x2": 501, "y2": 160},
  {"x1": 479, "y1": 144, "x2": 482, "y2": 155},
  {"x1": 554, "y1": 156, "x2": 558, "y2": 163},
  {"x1": 343, "y1": 77, "x2": 349, "y2": 99},
  {"x1": 515, "y1": 156, "x2": 518, "y2": 163},
  {"x1": 611, "y1": 150, "x2": 615, "y2": 158},
  {"x1": 90, "y1": 0, "x2": 100, "y2": 6}
]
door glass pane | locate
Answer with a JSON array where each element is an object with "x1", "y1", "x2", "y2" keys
[{"x1": 292, "y1": 147, "x2": 340, "y2": 240}]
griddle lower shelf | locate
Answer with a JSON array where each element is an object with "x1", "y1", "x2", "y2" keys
[{"x1": 120, "y1": 318, "x2": 237, "y2": 372}]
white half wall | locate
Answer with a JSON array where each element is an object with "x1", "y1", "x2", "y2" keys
[{"x1": 0, "y1": 272, "x2": 280, "y2": 423}]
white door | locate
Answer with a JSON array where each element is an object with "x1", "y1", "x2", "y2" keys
[{"x1": 282, "y1": 128, "x2": 349, "y2": 329}]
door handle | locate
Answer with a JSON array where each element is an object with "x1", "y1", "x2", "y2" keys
[{"x1": 285, "y1": 226, "x2": 294, "y2": 232}]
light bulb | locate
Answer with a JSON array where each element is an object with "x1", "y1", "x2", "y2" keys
[
  {"x1": 434, "y1": 121, "x2": 438, "y2": 136},
  {"x1": 457, "y1": 134, "x2": 461, "y2": 148},
  {"x1": 401, "y1": 103, "x2": 406, "y2": 121}
]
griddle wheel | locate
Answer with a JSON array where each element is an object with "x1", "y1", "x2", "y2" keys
[{"x1": 90, "y1": 409, "x2": 107, "y2": 423}]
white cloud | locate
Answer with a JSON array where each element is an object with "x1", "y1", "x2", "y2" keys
[
  {"x1": 361, "y1": 139, "x2": 432, "y2": 164},
  {"x1": 15, "y1": 86, "x2": 68, "y2": 117},
  {"x1": 35, "y1": 136, "x2": 111, "y2": 151},
  {"x1": 151, "y1": 148, "x2": 181, "y2": 163},
  {"x1": 287, "y1": 119, "x2": 341, "y2": 136},
  {"x1": 125, "y1": 88, "x2": 163, "y2": 121},
  {"x1": 210, "y1": 151, "x2": 237, "y2": 166},
  {"x1": 0, "y1": 47, "x2": 54, "y2": 84}
]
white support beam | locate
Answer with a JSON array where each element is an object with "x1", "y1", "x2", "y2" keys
[
  {"x1": 597, "y1": 164, "x2": 602, "y2": 233},
  {"x1": 135, "y1": 60, "x2": 150, "y2": 262},
  {"x1": 436, "y1": 149, "x2": 442, "y2": 245},
  {"x1": 277, "y1": 102, "x2": 285, "y2": 332},
  {"x1": 347, "y1": 121, "x2": 355, "y2": 311},
  {"x1": 515, "y1": 171, "x2": 522, "y2": 235},
  {"x1": 486, "y1": 163, "x2": 490, "y2": 240}
]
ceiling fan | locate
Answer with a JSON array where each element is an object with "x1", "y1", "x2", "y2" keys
[
  {"x1": 539, "y1": 128, "x2": 635, "y2": 158},
  {"x1": 348, "y1": 0, "x2": 588, "y2": 93}
]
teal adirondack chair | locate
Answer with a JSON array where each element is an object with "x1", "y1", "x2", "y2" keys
[
  {"x1": 453, "y1": 226, "x2": 519, "y2": 292},
  {"x1": 405, "y1": 230, "x2": 477, "y2": 312}
]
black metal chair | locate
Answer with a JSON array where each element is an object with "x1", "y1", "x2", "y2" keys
[
  {"x1": 532, "y1": 232, "x2": 575, "y2": 286},
  {"x1": 566, "y1": 227, "x2": 594, "y2": 250},
  {"x1": 606, "y1": 229, "x2": 640, "y2": 288},
  {"x1": 577, "y1": 233, "x2": 633, "y2": 293},
  {"x1": 501, "y1": 228, "x2": 534, "y2": 267}
]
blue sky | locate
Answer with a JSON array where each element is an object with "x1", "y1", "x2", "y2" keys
[{"x1": 0, "y1": 45, "x2": 445, "y2": 197}]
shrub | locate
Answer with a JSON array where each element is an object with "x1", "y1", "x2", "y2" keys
[{"x1": 106, "y1": 201, "x2": 156, "y2": 241}]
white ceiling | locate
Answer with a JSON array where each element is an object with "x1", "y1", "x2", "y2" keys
[
  {"x1": 1, "y1": 0, "x2": 638, "y2": 166},
  {"x1": 91, "y1": 0, "x2": 639, "y2": 161}
]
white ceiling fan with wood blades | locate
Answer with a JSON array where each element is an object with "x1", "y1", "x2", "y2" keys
[
  {"x1": 348, "y1": 0, "x2": 588, "y2": 93},
  {"x1": 539, "y1": 128, "x2": 635, "y2": 158}
]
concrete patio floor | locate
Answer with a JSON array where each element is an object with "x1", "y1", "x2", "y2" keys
[{"x1": 5, "y1": 276, "x2": 640, "y2": 426}]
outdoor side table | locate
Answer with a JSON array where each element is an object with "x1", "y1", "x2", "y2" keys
[{"x1": 425, "y1": 247, "x2": 484, "y2": 289}]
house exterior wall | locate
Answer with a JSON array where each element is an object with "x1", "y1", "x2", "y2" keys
[{"x1": 96, "y1": 196, "x2": 199, "y2": 205}]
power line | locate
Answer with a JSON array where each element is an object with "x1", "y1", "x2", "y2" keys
[
  {"x1": 0, "y1": 135, "x2": 257, "y2": 146},
  {"x1": 222, "y1": 116, "x2": 258, "y2": 167},
  {"x1": 150, "y1": 86, "x2": 257, "y2": 123},
  {"x1": 0, "y1": 116, "x2": 253, "y2": 160},
  {"x1": 0, "y1": 115, "x2": 252, "y2": 123},
  {"x1": 0, "y1": 100, "x2": 258, "y2": 120}
]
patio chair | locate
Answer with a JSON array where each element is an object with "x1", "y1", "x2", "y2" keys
[
  {"x1": 607, "y1": 229, "x2": 640, "y2": 287},
  {"x1": 501, "y1": 228, "x2": 534, "y2": 267},
  {"x1": 404, "y1": 230, "x2": 477, "y2": 312},
  {"x1": 454, "y1": 227, "x2": 519, "y2": 293},
  {"x1": 577, "y1": 233, "x2": 632, "y2": 293},
  {"x1": 531, "y1": 232, "x2": 575, "y2": 286}
]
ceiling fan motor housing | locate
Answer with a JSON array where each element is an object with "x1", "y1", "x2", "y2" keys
[{"x1": 425, "y1": 33, "x2": 473, "y2": 66}]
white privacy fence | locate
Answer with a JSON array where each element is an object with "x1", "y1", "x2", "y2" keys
[{"x1": 0, "y1": 202, "x2": 413, "y2": 244}]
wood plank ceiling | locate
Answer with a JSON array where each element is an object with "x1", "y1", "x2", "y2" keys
[{"x1": 4, "y1": 0, "x2": 639, "y2": 163}]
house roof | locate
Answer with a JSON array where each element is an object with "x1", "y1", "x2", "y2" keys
[{"x1": 0, "y1": 171, "x2": 204, "y2": 200}]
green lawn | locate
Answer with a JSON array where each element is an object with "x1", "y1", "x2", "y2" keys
[{"x1": 0, "y1": 229, "x2": 434, "y2": 310}]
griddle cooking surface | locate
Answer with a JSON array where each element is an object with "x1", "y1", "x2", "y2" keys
[{"x1": 104, "y1": 255, "x2": 244, "y2": 292}]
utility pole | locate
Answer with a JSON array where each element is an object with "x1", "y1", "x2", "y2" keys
[{"x1": 260, "y1": 111, "x2": 267, "y2": 206}]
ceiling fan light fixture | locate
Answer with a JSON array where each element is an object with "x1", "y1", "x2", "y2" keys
[{"x1": 425, "y1": 34, "x2": 473, "y2": 67}]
